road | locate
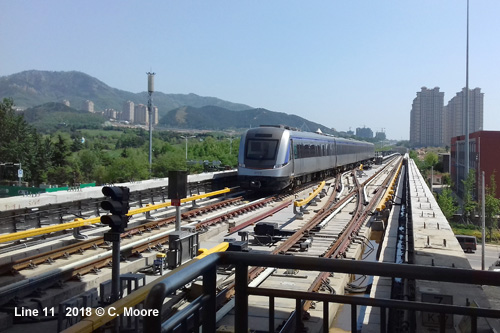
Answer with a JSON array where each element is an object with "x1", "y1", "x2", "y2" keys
[{"x1": 464, "y1": 243, "x2": 500, "y2": 270}]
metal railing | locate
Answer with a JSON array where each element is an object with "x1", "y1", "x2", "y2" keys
[
  {"x1": 144, "y1": 251, "x2": 500, "y2": 333},
  {"x1": 0, "y1": 187, "x2": 231, "y2": 243}
]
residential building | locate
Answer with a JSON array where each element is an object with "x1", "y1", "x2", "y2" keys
[
  {"x1": 81, "y1": 100, "x2": 94, "y2": 113},
  {"x1": 410, "y1": 87, "x2": 444, "y2": 147},
  {"x1": 104, "y1": 108, "x2": 117, "y2": 119},
  {"x1": 443, "y1": 88, "x2": 483, "y2": 148},
  {"x1": 134, "y1": 104, "x2": 148, "y2": 125},
  {"x1": 356, "y1": 127, "x2": 373, "y2": 139},
  {"x1": 122, "y1": 101, "x2": 134, "y2": 123}
]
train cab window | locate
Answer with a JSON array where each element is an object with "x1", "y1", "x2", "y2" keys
[{"x1": 246, "y1": 139, "x2": 278, "y2": 160}]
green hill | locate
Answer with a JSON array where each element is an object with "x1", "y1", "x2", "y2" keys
[
  {"x1": 23, "y1": 102, "x2": 106, "y2": 132},
  {"x1": 0, "y1": 70, "x2": 251, "y2": 118},
  {"x1": 160, "y1": 105, "x2": 335, "y2": 134}
]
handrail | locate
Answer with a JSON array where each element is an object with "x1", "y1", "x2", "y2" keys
[
  {"x1": 61, "y1": 243, "x2": 228, "y2": 333},
  {"x1": 294, "y1": 181, "x2": 325, "y2": 207},
  {"x1": 143, "y1": 251, "x2": 500, "y2": 332},
  {"x1": 0, "y1": 187, "x2": 231, "y2": 243}
]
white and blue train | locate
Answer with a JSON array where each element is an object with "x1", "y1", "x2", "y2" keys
[{"x1": 237, "y1": 125, "x2": 375, "y2": 191}]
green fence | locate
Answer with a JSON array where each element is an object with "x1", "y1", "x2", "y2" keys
[{"x1": 0, "y1": 183, "x2": 96, "y2": 197}]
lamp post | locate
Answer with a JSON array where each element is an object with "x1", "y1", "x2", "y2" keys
[
  {"x1": 147, "y1": 72, "x2": 155, "y2": 177},
  {"x1": 180, "y1": 135, "x2": 196, "y2": 160}
]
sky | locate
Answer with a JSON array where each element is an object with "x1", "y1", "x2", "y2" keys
[{"x1": 1, "y1": 1, "x2": 500, "y2": 140}]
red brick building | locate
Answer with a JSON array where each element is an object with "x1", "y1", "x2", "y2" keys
[{"x1": 451, "y1": 131, "x2": 500, "y2": 200}]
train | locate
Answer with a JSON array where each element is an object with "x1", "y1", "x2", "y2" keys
[{"x1": 237, "y1": 125, "x2": 375, "y2": 191}]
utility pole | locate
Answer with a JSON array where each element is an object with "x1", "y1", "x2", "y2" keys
[{"x1": 147, "y1": 72, "x2": 156, "y2": 176}]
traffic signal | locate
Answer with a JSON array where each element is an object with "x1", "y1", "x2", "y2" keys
[{"x1": 101, "y1": 186, "x2": 130, "y2": 233}]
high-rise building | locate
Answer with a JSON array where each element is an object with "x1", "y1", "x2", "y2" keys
[
  {"x1": 122, "y1": 101, "x2": 134, "y2": 123},
  {"x1": 82, "y1": 100, "x2": 94, "y2": 113},
  {"x1": 443, "y1": 88, "x2": 483, "y2": 147},
  {"x1": 356, "y1": 127, "x2": 373, "y2": 139},
  {"x1": 153, "y1": 106, "x2": 159, "y2": 125},
  {"x1": 134, "y1": 104, "x2": 148, "y2": 125},
  {"x1": 409, "y1": 87, "x2": 444, "y2": 147},
  {"x1": 104, "y1": 108, "x2": 117, "y2": 119}
]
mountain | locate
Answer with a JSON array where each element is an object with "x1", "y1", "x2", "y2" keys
[
  {"x1": 160, "y1": 105, "x2": 335, "y2": 134},
  {"x1": 0, "y1": 70, "x2": 251, "y2": 117},
  {"x1": 23, "y1": 102, "x2": 106, "y2": 132},
  {"x1": 1, "y1": 70, "x2": 333, "y2": 134}
]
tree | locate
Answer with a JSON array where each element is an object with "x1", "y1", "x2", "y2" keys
[
  {"x1": 52, "y1": 134, "x2": 71, "y2": 167},
  {"x1": 77, "y1": 149, "x2": 100, "y2": 182},
  {"x1": 104, "y1": 150, "x2": 149, "y2": 183},
  {"x1": 152, "y1": 153, "x2": 187, "y2": 177},
  {"x1": 484, "y1": 172, "x2": 500, "y2": 240},
  {"x1": 0, "y1": 98, "x2": 47, "y2": 185},
  {"x1": 462, "y1": 170, "x2": 477, "y2": 224},
  {"x1": 424, "y1": 152, "x2": 438, "y2": 170},
  {"x1": 437, "y1": 187, "x2": 458, "y2": 221}
]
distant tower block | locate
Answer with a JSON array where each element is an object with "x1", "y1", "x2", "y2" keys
[
  {"x1": 134, "y1": 103, "x2": 148, "y2": 125},
  {"x1": 122, "y1": 100, "x2": 135, "y2": 123},
  {"x1": 82, "y1": 100, "x2": 94, "y2": 112}
]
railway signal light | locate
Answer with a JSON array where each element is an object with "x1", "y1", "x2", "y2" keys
[{"x1": 101, "y1": 186, "x2": 130, "y2": 233}]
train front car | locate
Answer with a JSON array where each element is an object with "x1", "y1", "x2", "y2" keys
[{"x1": 237, "y1": 126, "x2": 293, "y2": 191}]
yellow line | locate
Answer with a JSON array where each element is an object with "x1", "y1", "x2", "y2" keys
[
  {"x1": 294, "y1": 181, "x2": 326, "y2": 207},
  {"x1": 61, "y1": 243, "x2": 229, "y2": 333},
  {"x1": 375, "y1": 160, "x2": 403, "y2": 212},
  {"x1": 0, "y1": 187, "x2": 231, "y2": 243}
]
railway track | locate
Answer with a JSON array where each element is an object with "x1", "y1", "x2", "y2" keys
[
  {"x1": 210, "y1": 157, "x2": 403, "y2": 331},
  {"x1": 0, "y1": 157, "x2": 402, "y2": 332}
]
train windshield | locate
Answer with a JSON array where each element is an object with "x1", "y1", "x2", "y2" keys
[{"x1": 245, "y1": 139, "x2": 278, "y2": 160}]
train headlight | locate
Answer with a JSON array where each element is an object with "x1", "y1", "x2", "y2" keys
[{"x1": 238, "y1": 163, "x2": 245, "y2": 167}]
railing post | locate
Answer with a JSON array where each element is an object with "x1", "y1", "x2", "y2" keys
[
  {"x1": 380, "y1": 307, "x2": 386, "y2": 333},
  {"x1": 203, "y1": 265, "x2": 217, "y2": 333},
  {"x1": 295, "y1": 299, "x2": 302, "y2": 332},
  {"x1": 235, "y1": 263, "x2": 248, "y2": 332},
  {"x1": 269, "y1": 296, "x2": 275, "y2": 333},
  {"x1": 351, "y1": 304, "x2": 357, "y2": 333},
  {"x1": 323, "y1": 301, "x2": 329, "y2": 333}
]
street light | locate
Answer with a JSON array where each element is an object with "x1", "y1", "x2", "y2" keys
[{"x1": 180, "y1": 135, "x2": 196, "y2": 160}]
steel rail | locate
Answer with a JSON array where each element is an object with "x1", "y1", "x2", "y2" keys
[
  {"x1": 0, "y1": 188, "x2": 232, "y2": 243},
  {"x1": 302, "y1": 158, "x2": 403, "y2": 312},
  {"x1": 0, "y1": 196, "x2": 243, "y2": 275}
]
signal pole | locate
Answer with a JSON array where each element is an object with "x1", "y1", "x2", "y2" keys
[
  {"x1": 147, "y1": 72, "x2": 156, "y2": 176},
  {"x1": 101, "y1": 186, "x2": 130, "y2": 303}
]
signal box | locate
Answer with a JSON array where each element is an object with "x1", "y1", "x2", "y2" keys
[
  {"x1": 101, "y1": 186, "x2": 130, "y2": 233},
  {"x1": 168, "y1": 171, "x2": 187, "y2": 200}
]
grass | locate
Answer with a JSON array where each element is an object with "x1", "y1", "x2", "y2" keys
[{"x1": 451, "y1": 223, "x2": 500, "y2": 244}]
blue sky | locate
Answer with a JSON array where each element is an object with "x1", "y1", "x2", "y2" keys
[{"x1": 1, "y1": 1, "x2": 499, "y2": 140}]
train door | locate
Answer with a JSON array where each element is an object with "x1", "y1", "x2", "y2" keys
[{"x1": 290, "y1": 139, "x2": 295, "y2": 176}]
